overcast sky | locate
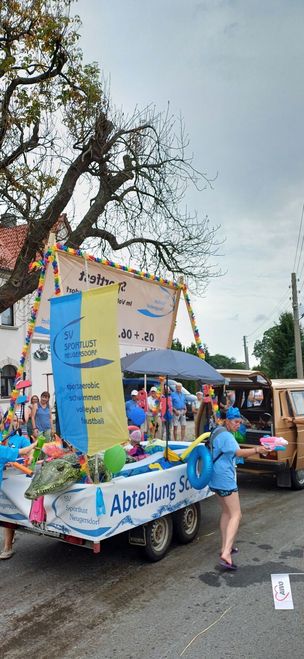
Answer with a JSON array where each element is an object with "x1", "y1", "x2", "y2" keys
[{"x1": 74, "y1": 0, "x2": 304, "y2": 363}]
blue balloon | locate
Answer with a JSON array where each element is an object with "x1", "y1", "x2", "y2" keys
[
  {"x1": 129, "y1": 406, "x2": 146, "y2": 426},
  {"x1": 16, "y1": 394, "x2": 27, "y2": 404}
]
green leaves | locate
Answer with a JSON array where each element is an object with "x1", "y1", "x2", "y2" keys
[{"x1": 253, "y1": 312, "x2": 302, "y2": 378}]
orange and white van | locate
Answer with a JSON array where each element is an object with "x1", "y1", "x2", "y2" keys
[{"x1": 196, "y1": 370, "x2": 304, "y2": 489}]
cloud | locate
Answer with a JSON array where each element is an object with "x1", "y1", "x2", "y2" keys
[{"x1": 74, "y1": 0, "x2": 304, "y2": 361}]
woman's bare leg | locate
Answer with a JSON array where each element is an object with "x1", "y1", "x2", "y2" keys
[
  {"x1": 217, "y1": 492, "x2": 242, "y2": 564},
  {"x1": 3, "y1": 527, "x2": 14, "y2": 552},
  {"x1": 219, "y1": 508, "x2": 230, "y2": 554}
]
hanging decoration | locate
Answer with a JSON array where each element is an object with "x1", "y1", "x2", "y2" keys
[
  {"x1": 183, "y1": 289, "x2": 205, "y2": 359},
  {"x1": 3, "y1": 264, "x2": 47, "y2": 437}
]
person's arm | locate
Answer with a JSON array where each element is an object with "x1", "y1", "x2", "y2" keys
[
  {"x1": 24, "y1": 405, "x2": 31, "y2": 424},
  {"x1": 49, "y1": 406, "x2": 54, "y2": 435},
  {"x1": 31, "y1": 403, "x2": 40, "y2": 437},
  {"x1": 18, "y1": 440, "x2": 37, "y2": 456},
  {"x1": 236, "y1": 445, "x2": 272, "y2": 458}
]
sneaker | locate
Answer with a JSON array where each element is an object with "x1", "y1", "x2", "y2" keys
[{"x1": 0, "y1": 549, "x2": 14, "y2": 560}]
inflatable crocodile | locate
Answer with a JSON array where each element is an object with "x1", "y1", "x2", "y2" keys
[{"x1": 24, "y1": 453, "x2": 112, "y2": 499}]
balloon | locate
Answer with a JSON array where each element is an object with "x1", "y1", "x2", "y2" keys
[
  {"x1": 129, "y1": 406, "x2": 146, "y2": 426},
  {"x1": 16, "y1": 394, "x2": 29, "y2": 404},
  {"x1": 103, "y1": 445, "x2": 126, "y2": 474}
]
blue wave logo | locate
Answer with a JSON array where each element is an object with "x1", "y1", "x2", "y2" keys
[
  {"x1": 53, "y1": 317, "x2": 113, "y2": 369},
  {"x1": 51, "y1": 489, "x2": 111, "y2": 537},
  {"x1": 35, "y1": 326, "x2": 50, "y2": 335},
  {"x1": 138, "y1": 286, "x2": 176, "y2": 318}
]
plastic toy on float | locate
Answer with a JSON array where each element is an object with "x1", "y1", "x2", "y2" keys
[{"x1": 260, "y1": 436, "x2": 288, "y2": 451}]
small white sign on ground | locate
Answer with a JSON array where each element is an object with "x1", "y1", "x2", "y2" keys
[{"x1": 271, "y1": 574, "x2": 294, "y2": 610}]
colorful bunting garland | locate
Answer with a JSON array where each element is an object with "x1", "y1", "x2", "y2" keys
[
  {"x1": 3, "y1": 264, "x2": 47, "y2": 436},
  {"x1": 183, "y1": 289, "x2": 205, "y2": 359}
]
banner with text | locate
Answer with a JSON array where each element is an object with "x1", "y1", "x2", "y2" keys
[
  {"x1": 50, "y1": 284, "x2": 129, "y2": 454},
  {"x1": 35, "y1": 251, "x2": 178, "y2": 355}
]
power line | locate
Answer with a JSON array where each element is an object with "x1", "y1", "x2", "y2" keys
[
  {"x1": 293, "y1": 202, "x2": 304, "y2": 272},
  {"x1": 246, "y1": 288, "x2": 290, "y2": 341}
]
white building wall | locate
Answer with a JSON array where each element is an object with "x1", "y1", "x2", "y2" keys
[{"x1": 0, "y1": 292, "x2": 54, "y2": 409}]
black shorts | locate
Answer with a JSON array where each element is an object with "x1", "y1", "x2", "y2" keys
[{"x1": 209, "y1": 487, "x2": 238, "y2": 497}]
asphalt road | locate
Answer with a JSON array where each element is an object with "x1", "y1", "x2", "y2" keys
[{"x1": 1, "y1": 433, "x2": 304, "y2": 659}]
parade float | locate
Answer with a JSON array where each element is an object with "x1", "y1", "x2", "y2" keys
[{"x1": 0, "y1": 246, "x2": 224, "y2": 560}]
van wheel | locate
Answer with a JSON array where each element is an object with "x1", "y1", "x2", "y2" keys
[
  {"x1": 173, "y1": 503, "x2": 201, "y2": 544},
  {"x1": 144, "y1": 515, "x2": 173, "y2": 562},
  {"x1": 291, "y1": 467, "x2": 304, "y2": 490}
]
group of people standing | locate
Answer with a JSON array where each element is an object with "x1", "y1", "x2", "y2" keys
[
  {"x1": 125, "y1": 382, "x2": 193, "y2": 441},
  {"x1": 0, "y1": 390, "x2": 54, "y2": 446},
  {"x1": 0, "y1": 390, "x2": 54, "y2": 561}
]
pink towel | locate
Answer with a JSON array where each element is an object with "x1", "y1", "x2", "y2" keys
[{"x1": 29, "y1": 497, "x2": 46, "y2": 523}]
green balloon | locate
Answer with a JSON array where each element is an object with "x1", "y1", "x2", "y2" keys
[{"x1": 103, "y1": 445, "x2": 126, "y2": 474}]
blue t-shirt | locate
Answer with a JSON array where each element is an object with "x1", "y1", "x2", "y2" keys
[
  {"x1": 208, "y1": 429, "x2": 239, "y2": 491},
  {"x1": 35, "y1": 403, "x2": 51, "y2": 432},
  {"x1": 7, "y1": 433, "x2": 31, "y2": 449},
  {"x1": 171, "y1": 392, "x2": 186, "y2": 411},
  {"x1": 0, "y1": 445, "x2": 19, "y2": 487}
]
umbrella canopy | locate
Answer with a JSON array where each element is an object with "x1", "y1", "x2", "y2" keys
[{"x1": 121, "y1": 349, "x2": 225, "y2": 384}]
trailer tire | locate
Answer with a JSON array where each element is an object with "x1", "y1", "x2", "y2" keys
[
  {"x1": 290, "y1": 466, "x2": 304, "y2": 490},
  {"x1": 144, "y1": 514, "x2": 173, "y2": 562},
  {"x1": 173, "y1": 503, "x2": 201, "y2": 544}
]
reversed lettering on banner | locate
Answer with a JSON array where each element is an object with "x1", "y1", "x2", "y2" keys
[
  {"x1": 35, "y1": 252, "x2": 178, "y2": 353},
  {"x1": 271, "y1": 574, "x2": 294, "y2": 610}
]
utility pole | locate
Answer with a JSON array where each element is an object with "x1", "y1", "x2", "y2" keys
[
  {"x1": 243, "y1": 336, "x2": 250, "y2": 368},
  {"x1": 291, "y1": 272, "x2": 304, "y2": 378}
]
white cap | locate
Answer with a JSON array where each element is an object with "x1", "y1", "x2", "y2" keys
[
  {"x1": 131, "y1": 389, "x2": 138, "y2": 396},
  {"x1": 150, "y1": 386, "x2": 158, "y2": 392},
  {"x1": 196, "y1": 391, "x2": 203, "y2": 396}
]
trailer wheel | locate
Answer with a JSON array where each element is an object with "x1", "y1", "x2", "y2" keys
[
  {"x1": 291, "y1": 467, "x2": 304, "y2": 490},
  {"x1": 173, "y1": 503, "x2": 201, "y2": 544},
  {"x1": 144, "y1": 514, "x2": 173, "y2": 562}
]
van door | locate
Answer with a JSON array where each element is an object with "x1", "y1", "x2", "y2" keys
[{"x1": 288, "y1": 390, "x2": 304, "y2": 470}]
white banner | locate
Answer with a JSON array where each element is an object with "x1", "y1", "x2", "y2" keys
[
  {"x1": 1, "y1": 456, "x2": 212, "y2": 542},
  {"x1": 271, "y1": 574, "x2": 294, "y2": 609},
  {"x1": 34, "y1": 252, "x2": 178, "y2": 355}
]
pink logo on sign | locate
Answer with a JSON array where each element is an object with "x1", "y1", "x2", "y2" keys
[{"x1": 274, "y1": 584, "x2": 290, "y2": 601}]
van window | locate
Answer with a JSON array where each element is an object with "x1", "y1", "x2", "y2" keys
[
  {"x1": 244, "y1": 390, "x2": 264, "y2": 407},
  {"x1": 289, "y1": 390, "x2": 304, "y2": 416}
]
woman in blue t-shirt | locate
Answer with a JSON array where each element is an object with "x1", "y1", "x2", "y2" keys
[
  {"x1": 209, "y1": 407, "x2": 271, "y2": 570},
  {"x1": 31, "y1": 391, "x2": 54, "y2": 440}
]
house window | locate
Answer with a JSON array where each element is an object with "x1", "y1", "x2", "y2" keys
[
  {"x1": 1, "y1": 306, "x2": 14, "y2": 326},
  {"x1": 0, "y1": 364, "x2": 17, "y2": 397}
]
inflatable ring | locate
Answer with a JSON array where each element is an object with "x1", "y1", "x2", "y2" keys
[
  {"x1": 180, "y1": 432, "x2": 211, "y2": 461},
  {"x1": 186, "y1": 445, "x2": 213, "y2": 490}
]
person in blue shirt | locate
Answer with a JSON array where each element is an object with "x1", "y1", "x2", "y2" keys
[
  {"x1": 0, "y1": 439, "x2": 36, "y2": 560},
  {"x1": 171, "y1": 383, "x2": 187, "y2": 441},
  {"x1": 31, "y1": 391, "x2": 54, "y2": 440},
  {"x1": 125, "y1": 390, "x2": 146, "y2": 430},
  {"x1": 209, "y1": 407, "x2": 271, "y2": 570}
]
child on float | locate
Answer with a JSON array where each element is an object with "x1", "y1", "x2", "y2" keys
[{"x1": 127, "y1": 429, "x2": 146, "y2": 458}]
